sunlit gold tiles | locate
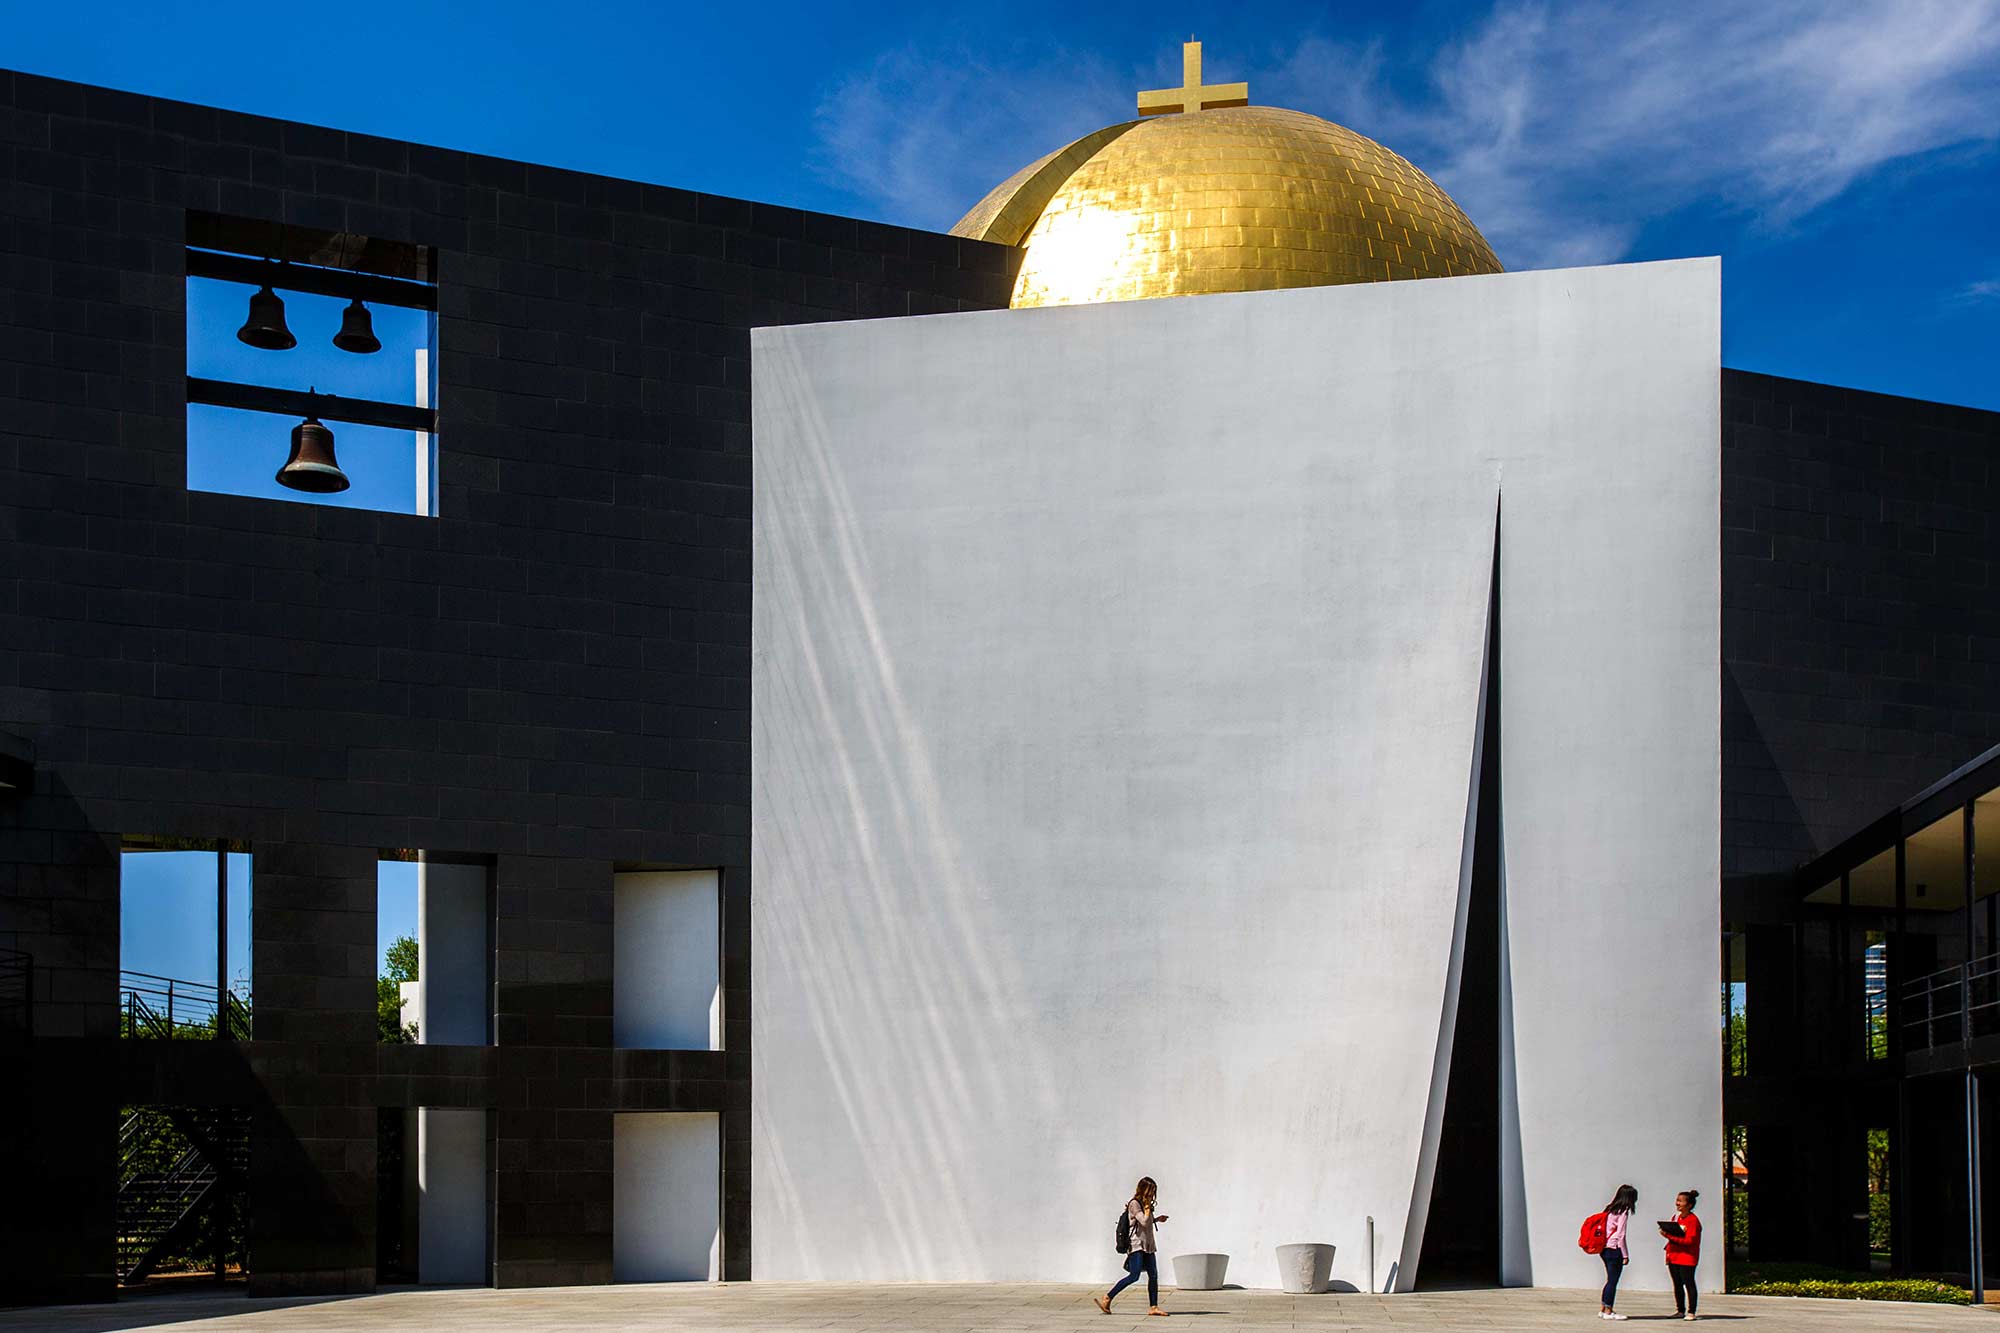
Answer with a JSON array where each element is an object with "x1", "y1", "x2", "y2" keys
[{"x1": 953, "y1": 106, "x2": 1500, "y2": 308}]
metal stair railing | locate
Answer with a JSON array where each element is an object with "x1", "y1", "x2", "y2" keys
[
  {"x1": 119, "y1": 971, "x2": 250, "y2": 1040},
  {"x1": 1903, "y1": 952, "x2": 2000, "y2": 1054},
  {"x1": 116, "y1": 1106, "x2": 250, "y2": 1285},
  {"x1": 119, "y1": 1145, "x2": 218, "y2": 1283}
]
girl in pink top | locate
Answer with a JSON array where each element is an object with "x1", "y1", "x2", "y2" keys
[{"x1": 1599, "y1": 1184, "x2": 1637, "y2": 1320}]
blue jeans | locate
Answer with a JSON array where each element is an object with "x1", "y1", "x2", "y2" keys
[
  {"x1": 1600, "y1": 1247, "x2": 1625, "y2": 1307},
  {"x1": 1109, "y1": 1251, "x2": 1158, "y2": 1305}
]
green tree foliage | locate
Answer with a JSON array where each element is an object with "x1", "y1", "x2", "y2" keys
[
  {"x1": 377, "y1": 934, "x2": 418, "y2": 1043},
  {"x1": 385, "y1": 935, "x2": 418, "y2": 984},
  {"x1": 1866, "y1": 1128, "x2": 1892, "y2": 1255}
]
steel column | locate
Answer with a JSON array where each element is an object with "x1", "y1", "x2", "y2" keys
[
  {"x1": 215, "y1": 845, "x2": 227, "y2": 1040},
  {"x1": 1970, "y1": 1071, "x2": 1986, "y2": 1303}
]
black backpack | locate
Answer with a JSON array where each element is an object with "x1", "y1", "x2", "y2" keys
[{"x1": 1115, "y1": 1205, "x2": 1131, "y2": 1254}]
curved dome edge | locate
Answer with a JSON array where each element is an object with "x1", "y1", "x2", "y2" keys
[
  {"x1": 950, "y1": 121, "x2": 1140, "y2": 247},
  {"x1": 1005, "y1": 106, "x2": 1503, "y2": 307}
]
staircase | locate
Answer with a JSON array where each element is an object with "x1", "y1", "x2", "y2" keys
[{"x1": 117, "y1": 1106, "x2": 249, "y2": 1285}]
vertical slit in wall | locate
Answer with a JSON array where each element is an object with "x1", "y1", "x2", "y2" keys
[{"x1": 1417, "y1": 507, "x2": 1504, "y2": 1289}]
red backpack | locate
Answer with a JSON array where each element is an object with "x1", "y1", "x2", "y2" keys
[{"x1": 1578, "y1": 1211, "x2": 1608, "y2": 1254}]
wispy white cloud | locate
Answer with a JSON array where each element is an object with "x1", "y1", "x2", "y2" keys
[
  {"x1": 811, "y1": 45, "x2": 1128, "y2": 232},
  {"x1": 814, "y1": 2, "x2": 2000, "y2": 269},
  {"x1": 1951, "y1": 278, "x2": 2000, "y2": 305},
  {"x1": 1383, "y1": 0, "x2": 2000, "y2": 266}
]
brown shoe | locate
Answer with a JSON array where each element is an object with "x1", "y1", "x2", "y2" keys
[
  {"x1": 1149, "y1": 1308, "x2": 1169, "y2": 1317},
  {"x1": 1093, "y1": 1295, "x2": 1111, "y2": 1314}
]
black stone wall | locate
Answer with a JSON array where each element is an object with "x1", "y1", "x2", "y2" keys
[
  {"x1": 1720, "y1": 369, "x2": 2000, "y2": 1276},
  {"x1": 1721, "y1": 369, "x2": 2000, "y2": 877},
  {"x1": 0, "y1": 67, "x2": 1015, "y2": 1302}
]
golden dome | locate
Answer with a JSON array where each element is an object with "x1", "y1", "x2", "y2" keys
[{"x1": 951, "y1": 45, "x2": 1501, "y2": 309}]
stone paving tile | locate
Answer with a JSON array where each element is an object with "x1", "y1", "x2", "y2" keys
[{"x1": 2, "y1": 1284, "x2": 1993, "y2": 1332}]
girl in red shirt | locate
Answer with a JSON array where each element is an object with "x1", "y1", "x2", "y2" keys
[{"x1": 1659, "y1": 1189, "x2": 1702, "y2": 1320}]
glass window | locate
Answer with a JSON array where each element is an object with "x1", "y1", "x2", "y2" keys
[
  {"x1": 1847, "y1": 847, "x2": 1896, "y2": 909},
  {"x1": 1904, "y1": 809, "x2": 1967, "y2": 913},
  {"x1": 1723, "y1": 931, "x2": 1748, "y2": 1076},
  {"x1": 1976, "y1": 794, "x2": 2000, "y2": 958},
  {"x1": 1862, "y1": 930, "x2": 1888, "y2": 1060}
]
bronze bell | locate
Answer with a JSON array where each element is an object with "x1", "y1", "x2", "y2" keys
[
  {"x1": 333, "y1": 298, "x2": 381, "y2": 354},
  {"x1": 236, "y1": 284, "x2": 297, "y2": 351},
  {"x1": 276, "y1": 411, "x2": 350, "y2": 493}
]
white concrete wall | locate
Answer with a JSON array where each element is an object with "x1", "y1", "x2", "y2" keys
[
  {"x1": 418, "y1": 1107, "x2": 486, "y2": 1284},
  {"x1": 613, "y1": 1111, "x2": 722, "y2": 1282},
  {"x1": 400, "y1": 1106, "x2": 421, "y2": 1275},
  {"x1": 614, "y1": 870, "x2": 722, "y2": 1051},
  {"x1": 418, "y1": 858, "x2": 487, "y2": 1046},
  {"x1": 751, "y1": 258, "x2": 1720, "y2": 1292},
  {"x1": 1494, "y1": 268, "x2": 1723, "y2": 1289}
]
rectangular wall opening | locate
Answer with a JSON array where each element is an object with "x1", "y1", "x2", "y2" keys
[
  {"x1": 376, "y1": 1106, "x2": 490, "y2": 1285},
  {"x1": 119, "y1": 839, "x2": 250, "y2": 1040},
  {"x1": 378, "y1": 855, "x2": 419, "y2": 1043},
  {"x1": 184, "y1": 211, "x2": 437, "y2": 515},
  {"x1": 1867, "y1": 1126, "x2": 1891, "y2": 1273},
  {"x1": 1863, "y1": 930, "x2": 1888, "y2": 1061},
  {"x1": 613, "y1": 1112, "x2": 720, "y2": 1282},
  {"x1": 118, "y1": 1105, "x2": 249, "y2": 1290},
  {"x1": 1724, "y1": 930, "x2": 1748, "y2": 1075},
  {"x1": 613, "y1": 870, "x2": 721, "y2": 1051},
  {"x1": 378, "y1": 851, "x2": 493, "y2": 1046}
]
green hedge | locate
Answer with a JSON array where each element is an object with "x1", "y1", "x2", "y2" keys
[{"x1": 1733, "y1": 1278, "x2": 1968, "y2": 1305}]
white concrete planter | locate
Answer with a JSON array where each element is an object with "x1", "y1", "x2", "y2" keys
[
  {"x1": 1170, "y1": 1253, "x2": 1228, "y2": 1290},
  {"x1": 1275, "y1": 1242, "x2": 1335, "y2": 1293}
]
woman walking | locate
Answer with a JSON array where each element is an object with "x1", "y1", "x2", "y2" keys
[
  {"x1": 1095, "y1": 1176, "x2": 1170, "y2": 1317},
  {"x1": 1660, "y1": 1188, "x2": 1703, "y2": 1320},
  {"x1": 1597, "y1": 1184, "x2": 1637, "y2": 1320}
]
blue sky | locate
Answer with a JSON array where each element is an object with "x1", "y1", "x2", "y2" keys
[
  {"x1": 120, "y1": 849, "x2": 416, "y2": 987},
  {"x1": 185, "y1": 276, "x2": 433, "y2": 512},
  {"x1": 10, "y1": 1, "x2": 1998, "y2": 409}
]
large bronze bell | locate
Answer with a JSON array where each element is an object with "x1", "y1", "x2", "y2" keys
[
  {"x1": 276, "y1": 412, "x2": 350, "y2": 493},
  {"x1": 236, "y1": 284, "x2": 297, "y2": 351},
  {"x1": 333, "y1": 298, "x2": 380, "y2": 354}
]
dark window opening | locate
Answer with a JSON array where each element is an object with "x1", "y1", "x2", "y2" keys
[{"x1": 118, "y1": 1104, "x2": 250, "y2": 1289}]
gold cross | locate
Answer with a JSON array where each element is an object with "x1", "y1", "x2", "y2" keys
[{"x1": 1137, "y1": 40, "x2": 1249, "y2": 116}]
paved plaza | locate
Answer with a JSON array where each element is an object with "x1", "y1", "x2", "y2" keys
[{"x1": 4, "y1": 1284, "x2": 1992, "y2": 1332}]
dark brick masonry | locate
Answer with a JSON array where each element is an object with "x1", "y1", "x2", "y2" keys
[
  {"x1": 0, "y1": 67, "x2": 1016, "y2": 1302},
  {"x1": 1720, "y1": 370, "x2": 2000, "y2": 1276},
  {"x1": 1721, "y1": 369, "x2": 2000, "y2": 879}
]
